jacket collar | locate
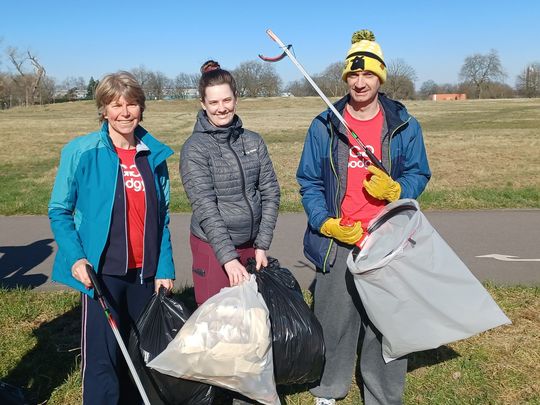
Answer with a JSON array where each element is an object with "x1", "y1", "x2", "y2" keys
[
  {"x1": 193, "y1": 109, "x2": 243, "y2": 144},
  {"x1": 99, "y1": 122, "x2": 173, "y2": 169}
]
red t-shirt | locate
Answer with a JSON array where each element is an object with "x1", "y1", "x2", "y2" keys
[
  {"x1": 115, "y1": 146, "x2": 146, "y2": 269},
  {"x1": 340, "y1": 107, "x2": 386, "y2": 244}
]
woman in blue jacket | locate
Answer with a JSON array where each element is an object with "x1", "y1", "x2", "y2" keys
[{"x1": 49, "y1": 71, "x2": 175, "y2": 405}]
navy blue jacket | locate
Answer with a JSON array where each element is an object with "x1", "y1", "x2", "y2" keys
[{"x1": 296, "y1": 93, "x2": 431, "y2": 271}]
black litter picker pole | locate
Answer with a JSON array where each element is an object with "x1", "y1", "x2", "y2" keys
[
  {"x1": 85, "y1": 265, "x2": 151, "y2": 405},
  {"x1": 259, "y1": 29, "x2": 389, "y2": 175}
]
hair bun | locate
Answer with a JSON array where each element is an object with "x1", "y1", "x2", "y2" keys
[
  {"x1": 201, "y1": 60, "x2": 221, "y2": 74},
  {"x1": 351, "y1": 29, "x2": 375, "y2": 43}
]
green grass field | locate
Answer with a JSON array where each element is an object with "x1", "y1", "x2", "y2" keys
[
  {"x1": 0, "y1": 97, "x2": 539, "y2": 214},
  {"x1": 0, "y1": 285, "x2": 538, "y2": 404}
]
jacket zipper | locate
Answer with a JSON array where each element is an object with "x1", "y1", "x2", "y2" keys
[
  {"x1": 121, "y1": 164, "x2": 129, "y2": 276},
  {"x1": 386, "y1": 117, "x2": 411, "y2": 175},
  {"x1": 133, "y1": 152, "x2": 147, "y2": 284},
  {"x1": 227, "y1": 137, "x2": 254, "y2": 241},
  {"x1": 322, "y1": 121, "x2": 340, "y2": 273}
]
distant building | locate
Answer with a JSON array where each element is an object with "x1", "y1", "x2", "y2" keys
[{"x1": 431, "y1": 93, "x2": 467, "y2": 101}]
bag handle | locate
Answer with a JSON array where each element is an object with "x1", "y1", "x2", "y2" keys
[{"x1": 367, "y1": 203, "x2": 418, "y2": 234}]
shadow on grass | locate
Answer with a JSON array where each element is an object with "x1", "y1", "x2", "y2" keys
[
  {"x1": 3, "y1": 304, "x2": 81, "y2": 404},
  {"x1": 0, "y1": 239, "x2": 54, "y2": 289},
  {"x1": 407, "y1": 345, "x2": 460, "y2": 372}
]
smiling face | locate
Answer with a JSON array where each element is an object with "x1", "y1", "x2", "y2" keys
[
  {"x1": 201, "y1": 84, "x2": 237, "y2": 127},
  {"x1": 104, "y1": 95, "x2": 141, "y2": 139},
  {"x1": 346, "y1": 70, "x2": 381, "y2": 108}
]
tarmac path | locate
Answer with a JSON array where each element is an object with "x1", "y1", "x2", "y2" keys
[{"x1": 1, "y1": 210, "x2": 539, "y2": 291}]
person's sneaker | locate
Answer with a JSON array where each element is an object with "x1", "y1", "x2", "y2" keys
[{"x1": 315, "y1": 398, "x2": 336, "y2": 405}]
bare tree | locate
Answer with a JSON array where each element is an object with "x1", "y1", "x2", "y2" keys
[
  {"x1": 418, "y1": 80, "x2": 439, "y2": 99},
  {"x1": 459, "y1": 49, "x2": 506, "y2": 99},
  {"x1": 62, "y1": 76, "x2": 86, "y2": 90},
  {"x1": 130, "y1": 67, "x2": 171, "y2": 100},
  {"x1": 131, "y1": 65, "x2": 151, "y2": 88},
  {"x1": 173, "y1": 72, "x2": 199, "y2": 99},
  {"x1": 145, "y1": 71, "x2": 170, "y2": 100},
  {"x1": 0, "y1": 73, "x2": 12, "y2": 109},
  {"x1": 38, "y1": 76, "x2": 56, "y2": 104},
  {"x1": 382, "y1": 58, "x2": 417, "y2": 100},
  {"x1": 516, "y1": 63, "x2": 540, "y2": 98},
  {"x1": 285, "y1": 78, "x2": 317, "y2": 97},
  {"x1": 7, "y1": 47, "x2": 46, "y2": 106},
  {"x1": 233, "y1": 60, "x2": 281, "y2": 97},
  {"x1": 315, "y1": 62, "x2": 348, "y2": 97}
]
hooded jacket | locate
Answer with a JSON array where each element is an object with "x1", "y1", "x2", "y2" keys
[
  {"x1": 296, "y1": 93, "x2": 431, "y2": 271},
  {"x1": 180, "y1": 110, "x2": 280, "y2": 266},
  {"x1": 49, "y1": 123, "x2": 175, "y2": 297}
]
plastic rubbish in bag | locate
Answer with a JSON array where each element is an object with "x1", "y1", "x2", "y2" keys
[
  {"x1": 148, "y1": 276, "x2": 280, "y2": 405},
  {"x1": 247, "y1": 257, "x2": 325, "y2": 385},
  {"x1": 347, "y1": 199, "x2": 511, "y2": 362},
  {"x1": 128, "y1": 287, "x2": 214, "y2": 405}
]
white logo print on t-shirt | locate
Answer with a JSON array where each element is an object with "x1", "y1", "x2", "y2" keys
[
  {"x1": 121, "y1": 164, "x2": 145, "y2": 192},
  {"x1": 348, "y1": 144, "x2": 375, "y2": 169}
]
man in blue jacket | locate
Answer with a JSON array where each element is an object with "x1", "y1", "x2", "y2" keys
[{"x1": 296, "y1": 30, "x2": 431, "y2": 405}]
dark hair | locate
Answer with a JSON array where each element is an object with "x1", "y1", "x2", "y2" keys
[{"x1": 198, "y1": 60, "x2": 237, "y2": 101}]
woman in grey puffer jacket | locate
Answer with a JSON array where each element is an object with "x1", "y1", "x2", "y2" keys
[{"x1": 180, "y1": 60, "x2": 280, "y2": 307}]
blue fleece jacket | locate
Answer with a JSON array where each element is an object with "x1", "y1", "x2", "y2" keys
[{"x1": 49, "y1": 123, "x2": 175, "y2": 296}]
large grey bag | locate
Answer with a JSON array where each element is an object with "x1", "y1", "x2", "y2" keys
[{"x1": 347, "y1": 199, "x2": 511, "y2": 362}]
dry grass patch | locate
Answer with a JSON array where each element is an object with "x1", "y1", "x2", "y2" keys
[{"x1": 1, "y1": 97, "x2": 539, "y2": 214}]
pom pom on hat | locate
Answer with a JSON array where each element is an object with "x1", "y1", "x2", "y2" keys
[
  {"x1": 342, "y1": 29, "x2": 386, "y2": 83},
  {"x1": 351, "y1": 29, "x2": 376, "y2": 43}
]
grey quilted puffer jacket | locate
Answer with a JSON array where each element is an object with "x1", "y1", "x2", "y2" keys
[{"x1": 180, "y1": 110, "x2": 280, "y2": 265}]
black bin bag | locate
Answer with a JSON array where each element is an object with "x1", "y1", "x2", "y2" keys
[
  {"x1": 128, "y1": 287, "x2": 214, "y2": 405},
  {"x1": 247, "y1": 257, "x2": 325, "y2": 385}
]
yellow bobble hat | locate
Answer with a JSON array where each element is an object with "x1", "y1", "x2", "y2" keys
[{"x1": 342, "y1": 29, "x2": 387, "y2": 83}]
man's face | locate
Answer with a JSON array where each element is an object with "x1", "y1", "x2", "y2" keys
[{"x1": 346, "y1": 71, "x2": 381, "y2": 106}]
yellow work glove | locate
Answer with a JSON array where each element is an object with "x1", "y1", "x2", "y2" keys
[
  {"x1": 320, "y1": 218, "x2": 363, "y2": 245},
  {"x1": 363, "y1": 165, "x2": 401, "y2": 202}
]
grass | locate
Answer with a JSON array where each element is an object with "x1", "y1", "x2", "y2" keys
[
  {"x1": 0, "y1": 97, "x2": 539, "y2": 214},
  {"x1": 0, "y1": 285, "x2": 538, "y2": 404}
]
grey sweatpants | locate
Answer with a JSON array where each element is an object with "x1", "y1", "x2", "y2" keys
[{"x1": 309, "y1": 244, "x2": 407, "y2": 404}]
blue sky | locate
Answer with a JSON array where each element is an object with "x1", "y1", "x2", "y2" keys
[{"x1": 2, "y1": 0, "x2": 539, "y2": 88}]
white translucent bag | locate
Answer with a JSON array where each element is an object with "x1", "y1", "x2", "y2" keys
[
  {"x1": 347, "y1": 199, "x2": 511, "y2": 363},
  {"x1": 148, "y1": 276, "x2": 280, "y2": 405}
]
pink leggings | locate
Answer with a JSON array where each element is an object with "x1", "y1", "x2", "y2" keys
[{"x1": 189, "y1": 233, "x2": 255, "y2": 306}]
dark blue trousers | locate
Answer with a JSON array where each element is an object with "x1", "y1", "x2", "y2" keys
[{"x1": 81, "y1": 269, "x2": 153, "y2": 405}]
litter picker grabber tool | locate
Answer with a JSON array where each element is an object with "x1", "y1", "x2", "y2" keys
[
  {"x1": 85, "y1": 265, "x2": 151, "y2": 405},
  {"x1": 259, "y1": 29, "x2": 388, "y2": 175}
]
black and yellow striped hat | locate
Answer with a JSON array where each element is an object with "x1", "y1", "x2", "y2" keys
[{"x1": 342, "y1": 29, "x2": 386, "y2": 83}]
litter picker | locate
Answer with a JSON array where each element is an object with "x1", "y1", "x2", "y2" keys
[
  {"x1": 259, "y1": 29, "x2": 388, "y2": 174},
  {"x1": 85, "y1": 265, "x2": 151, "y2": 405}
]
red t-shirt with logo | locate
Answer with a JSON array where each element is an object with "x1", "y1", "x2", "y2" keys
[
  {"x1": 115, "y1": 146, "x2": 146, "y2": 269},
  {"x1": 340, "y1": 107, "x2": 386, "y2": 244}
]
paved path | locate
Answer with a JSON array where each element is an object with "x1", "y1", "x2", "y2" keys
[{"x1": 1, "y1": 210, "x2": 539, "y2": 291}]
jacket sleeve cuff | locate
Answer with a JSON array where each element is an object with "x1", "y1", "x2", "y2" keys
[{"x1": 217, "y1": 250, "x2": 240, "y2": 267}]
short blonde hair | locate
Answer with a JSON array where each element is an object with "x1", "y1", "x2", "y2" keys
[{"x1": 95, "y1": 71, "x2": 146, "y2": 123}]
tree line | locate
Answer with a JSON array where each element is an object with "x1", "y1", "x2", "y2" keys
[{"x1": 1, "y1": 45, "x2": 539, "y2": 110}]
